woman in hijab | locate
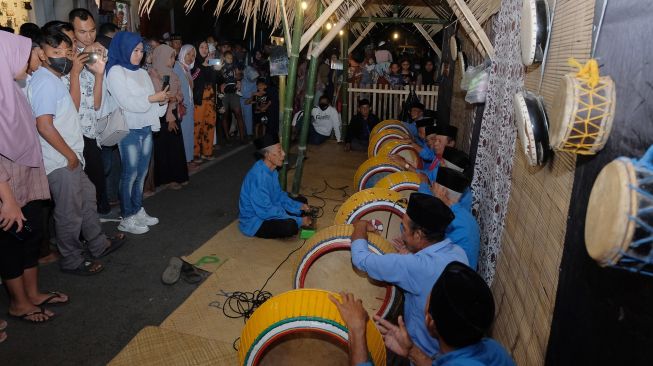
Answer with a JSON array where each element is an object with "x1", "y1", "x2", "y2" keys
[
  {"x1": 417, "y1": 59, "x2": 439, "y2": 86},
  {"x1": 173, "y1": 44, "x2": 197, "y2": 171},
  {"x1": 106, "y1": 32, "x2": 169, "y2": 235},
  {"x1": 150, "y1": 44, "x2": 188, "y2": 189},
  {"x1": 191, "y1": 40, "x2": 217, "y2": 162},
  {"x1": 0, "y1": 31, "x2": 65, "y2": 328}
]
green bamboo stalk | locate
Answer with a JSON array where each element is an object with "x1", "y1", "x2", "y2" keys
[
  {"x1": 291, "y1": 1, "x2": 324, "y2": 195},
  {"x1": 279, "y1": 1, "x2": 305, "y2": 189}
]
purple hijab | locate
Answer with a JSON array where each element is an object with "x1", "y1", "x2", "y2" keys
[{"x1": 0, "y1": 31, "x2": 42, "y2": 168}]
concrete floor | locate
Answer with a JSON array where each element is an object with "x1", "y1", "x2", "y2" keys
[{"x1": 0, "y1": 145, "x2": 253, "y2": 366}]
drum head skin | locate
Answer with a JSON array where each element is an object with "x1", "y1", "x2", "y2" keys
[
  {"x1": 377, "y1": 140, "x2": 423, "y2": 169},
  {"x1": 370, "y1": 120, "x2": 409, "y2": 136},
  {"x1": 375, "y1": 171, "x2": 422, "y2": 200},
  {"x1": 450, "y1": 35, "x2": 458, "y2": 61},
  {"x1": 239, "y1": 289, "x2": 386, "y2": 366},
  {"x1": 514, "y1": 91, "x2": 551, "y2": 166},
  {"x1": 585, "y1": 158, "x2": 637, "y2": 266},
  {"x1": 293, "y1": 224, "x2": 402, "y2": 319},
  {"x1": 368, "y1": 129, "x2": 410, "y2": 158},
  {"x1": 353, "y1": 156, "x2": 404, "y2": 191},
  {"x1": 520, "y1": 0, "x2": 550, "y2": 65}
]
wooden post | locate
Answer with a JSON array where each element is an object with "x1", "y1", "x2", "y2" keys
[
  {"x1": 340, "y1": 27, "x2": 350, "y2": 142},
  {"x1": 291, "y1": 1, "x2": 324, "y2": 195},
  {"x1": 299, "y1": 0, "x2": 345, "y2": 51},
  {"x1": 279, "y1": 0, "x2": 306, "y2": 189}
]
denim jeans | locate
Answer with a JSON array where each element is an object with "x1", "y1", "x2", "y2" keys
[
  {"x1": 118, "y1": 127, "x2": 153, "y2": 218},
  {"x1": 101, "y1": 145, "x2": 121, "y2": 202}
]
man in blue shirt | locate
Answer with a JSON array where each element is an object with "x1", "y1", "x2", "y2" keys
[
  {"x1": 238, "y1": 134, "x2": 311, "y2": 238},
  {"x1": 334, "y1": 262, "x2": 515, "y2": 366},
  {"x1": 402, "y1": 102, "x2": 425, "y2": 140},
  {"x1": 350, "y1": 193, "x2": 468, "y2": 357}
]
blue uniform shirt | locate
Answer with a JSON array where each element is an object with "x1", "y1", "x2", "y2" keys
[
  {"x1": 446, "y1": 203, "x2": 481, "y2": 270},
  {"x1": 238, "y1": 160, "x2": 303, "y2": 236},
  {"x1": 417, "y1": 162, "x2": 440, "y2": 186},
  {"x1": 434, "y1": 338, "x2": 516, "y2": 366},
  {"x1": 351, "y1": 237, "x2": 468, "y2": 357},
  {"x1": 420, "y1": 145, "x2": 436, "y2": 163},
  {"x1": 403, "y1": 121, "x2": 419, "y2": 140}
]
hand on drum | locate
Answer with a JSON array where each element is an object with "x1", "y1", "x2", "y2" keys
[
  {"x1": 353, "y1": 220, "x2": 379, "y2": 233},
  {"x1": 329, "y1": 292, "x2": 369, "y2": 333},
  {"x1": 392, "y1": 237, "x2": 409, "y2": 254},
  {"x1": 374, "y1": 315, "x2": 414, "y2": 357}
]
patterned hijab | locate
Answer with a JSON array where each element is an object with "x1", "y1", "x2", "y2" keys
[{"x1": 0, "y1": 31, "x2": 43, "y2": 167}]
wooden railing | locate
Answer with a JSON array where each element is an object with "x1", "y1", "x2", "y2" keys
[{"x1": 346, "y1": 84, "x2": 439, "y2": 121}]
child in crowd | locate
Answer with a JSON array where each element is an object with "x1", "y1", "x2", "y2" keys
[{"x1": 246, "y1": 78, "x2": 271, "y2": 139}]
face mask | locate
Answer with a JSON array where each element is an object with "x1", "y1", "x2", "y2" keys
[
  {"x1": 48, "y1": 57, "x2": 73, "y2": 75},
  {"x1": 319, "y1": 103, "x2": 328, "y2": 110}
]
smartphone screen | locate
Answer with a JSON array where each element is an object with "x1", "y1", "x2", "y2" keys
[
  {"x1": 82, "y1": 52, "x2": 99, "y2": 65},
  {"x1": 162, "y1": 75, "x2": 170, "y2": 90},
  {"x1": 208, "y1": 58, "x2": 222, "y2": 66}
]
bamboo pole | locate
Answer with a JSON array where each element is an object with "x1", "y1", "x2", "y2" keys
[
  {"x1": 311, "y1": 3, "x2": 361, "y2": 58},
  {"x1": 279, "y1": 0, "x2": 292, "y2": 55},
  {"x1": 349, "y1": 22, "x2": 375, "y2": 53},
  {"x1": 340, "y1": 27, "x2": 349, "y2": 142},
  {"x1": 350, "y1": 16, "x2": 447, "y2": 24},
  {"x1": 414, "y1": 23, "x2": 442, "y2": 58},
  {"x1": 291, "y1": 1, "x2": 324, "y2": 195},
  {"x1": 299, "y1": 0, "x2": 345, "y2": 52},
  {"x1": 279, "y1": 0, "x2": 306, "y2": 189}
]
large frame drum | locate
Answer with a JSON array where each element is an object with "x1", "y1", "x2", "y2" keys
[
  {"x1": 585, "y1": 154, "x2": 653, "y2": 276},
  {"x1": 376, "y1": 140, "x2": 423, "y2": 169},
  {"x1": 293, "y1": 224, "x2": 402, "y2": 319},
  {"x1": 353, "y1": 156, "x2": 404, "y2": 191},
  {"x1": 369, "y1": 119, "x2": 409, "y2": 136},
  {"x1": 514, "y1": 90, "x2": 551, "y2": 166},
  {"x1": 367, "y1": 129, "x2": 410, "y2": 157},
  {"x1": 238, "y1": 289, "x2": 386, "y2": 366},
  {"x1": 549, "y1": 73, "x2": 616, "y2": 155},
  {"x1": 335, "y1": 188, "x2": 407, "y2": 241},
  {"x1": 375, "y1": 171, "x2": 422, "y2": 200}
]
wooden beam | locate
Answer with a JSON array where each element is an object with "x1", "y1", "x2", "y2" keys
[
  {"x1": 279, "y1": 0, "x2": 292, "y2": 55},
  {"x1": 447, "y1": 0, "x2": 495, "y2": 59},
  {"x1": 414, "y1": 23, "x2": 442, "y2": 58},
  {"x1": 348, "y1": 22, "x2": 375, "y2": 53},
  {"x1": 299, "y1": 0, "x2": 346, "y2": 52},
  {"x1": 350, "y1": 16, "x2": 448, "y2": 24},
  {"x1": 311, "y1": 3, "x2": 361, "y2": 58}
]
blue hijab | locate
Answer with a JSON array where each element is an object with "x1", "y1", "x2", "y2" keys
[{"x1": 106, "y1": 31, "x2": 143, "y2": 75}]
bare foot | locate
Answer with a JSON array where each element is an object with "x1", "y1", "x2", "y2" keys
[
  {"x1": 0, "y1": 331, "x2": 6, "y2": 343},
  {"x1": 0, "y1": 319, "x2": 6, "y2": 331},
  {"x1": 30, "y1": 291, "x2": 69, "y2": 307},
  {"x1": 9, "y1": 305, "x2": 54, "y2": 323}
]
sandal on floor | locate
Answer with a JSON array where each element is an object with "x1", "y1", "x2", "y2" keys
[
  {"x1": 8, "y1": 307, "x2": 54, "y2": 323},
  {"x1": 35, "y1": 291, "x2": 69, "y2": 307},
  {"x1": 180, "y1": 262, "x2": 204, "y2": 284},
  {"x1": 0, "y1": 331, "x2": 6, "y2": 343},
  {"x1": 161, "y1": 257, "x2": 183, "y2": 285},
  {"x1": 0, "y1": 319, "x2": 6, "y2": 331},
  {"x1": 96, "y1": 234, "x2": 127, "y2": 258},
  {"x1": 61, "y1": 260, "x2": 104, "y2": 276}
]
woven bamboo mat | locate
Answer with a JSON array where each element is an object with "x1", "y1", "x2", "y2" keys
[{"x1": 108, "y1": 326, "x2": 238, "y2": 366}]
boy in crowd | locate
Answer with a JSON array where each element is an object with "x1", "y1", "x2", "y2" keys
[
  {"x1": 345, "y1": 99, "x2": 380, "y2": 151},
  {"x1": 246, "y1": 78, "x2": 271, "y2": 139},
  {"x1": 309, "y1": 95, "x2": 341, "y2": 145},
  {"x1": 28, "y1": 26, "x2": 125, "y2": 276}
]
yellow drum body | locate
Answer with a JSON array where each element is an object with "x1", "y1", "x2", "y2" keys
[
  {"x1": 335, "y1": 188, "x2": 407, "y2": 241},
  {"x1": 353, "y1": 156, "x2": 404, "y2": 191},
  {"x1": 368, "y1": 129, "x2": 410, "y2": 157},
  {"x1": 293, "y1": 224, "x2": 402, "y2": 319},
  {"x1": 375, "y1": 171, "x2": 422, "y2": 200},
  {"x1": 238, "y1": 289, "x2": 386, "y2": 366},
  {"x1": 370, "y1": 119, "x2": 408, "y2": 136},
  {"x1": 549, "y1": 74, "x2": 616, "y2": 155},
  {"x1": 376, "y1": 140, "x2": 423, "y2": 169}
]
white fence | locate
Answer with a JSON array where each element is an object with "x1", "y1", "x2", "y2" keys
[{"x1": 346, "y1": 84, "x2": 439, "y2": 121}]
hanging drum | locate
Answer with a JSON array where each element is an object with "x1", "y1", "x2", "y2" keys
[
  {"x1": 353, "y1": 156, "x2": 404, "y2": 191},
  {"x1": 370, "y1": 119, "x2": 409, "y2": 137},
  {"x1": 334, "y1": 188, "x2": 407, "y2": 241},
  {"x1": 293, "y1": 224, "x2": 402, "y2": 319},
  {"x1": 520, "y1": 0, "x2": 550, "y2": 66},
  {"x1": 585, "y1": 148, "x2": 653, "y2": 276},
  {"x1": 238, "y1": 289, "x2": 386, "y2": 366},
  {"x1": 375, "y1": 171, "x2": 422, "y2": 200},
  {"x1": 376, "y1": 140, "x2": 423, "y2": 169},
  {"x1": 368, "y1": 129, "x2": 410, "y2": 157},
  {"x1": 549, "y1": 73, "x2": 616, "y2": 155},
  {"x1": 514, "y1": 91, "x2": 551, "y2": 166},
  {"x1": 449, "y1": 35, "x2": 459, "y2": 61}
]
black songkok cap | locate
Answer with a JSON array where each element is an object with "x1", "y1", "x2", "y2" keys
[
  {"x1": 425, "y1": 125, "x2": 438, "y2": 137},
  {"x1": 434, "y1": 124, "x2": 458, "y2": 140},
  {"x1": 442, "y1": 147, "x2": 470, "y2": 173},
  {"x1": 170, "y1": 33, "x2": 183, "y2": 41},
  {"x1": 416, "y1": 117, "x2": 434, "y2": 129},
  {"x1": 436, "y1": 167, "x2": 471, "y2": 193},
  {"x1": 410, "y1": 102, "x2": 425, "y2": 111},
  {"x1": 406, "y1": 193, "x2": 454, "y2": 233},
  {"x1": 429, "y1": 261, "x2": 495, "y2": 348},
  {"x1": 253, "y1": 134, "x2": 279, "y2": 151}
]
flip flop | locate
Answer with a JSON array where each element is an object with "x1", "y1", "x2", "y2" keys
[
  {"x1": 35, "y1": 291, "x2": 69, "y2": 307},
  {"x1": 162, "y1": 257, "x2": 183, "y2": 285},
  {"x1": 0, "y1": 331, "x2": 6, "y2": 343},
  {"x1": 180, "y1": 262, "x2": 204, "y2": 284},
  {"x1": 8, "y1": 307, "x2": 54, "y2": 323},
  {"x1": 0, "y1": 319, "x2": 6, "y2": 331},
  {"x1": 61, "y1": 260, "x2": 104, "y2": 276},
  {"x1": 96, "y1": 234, "x2": 127, "y2": 258}
]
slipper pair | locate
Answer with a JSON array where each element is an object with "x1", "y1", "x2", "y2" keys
[
  {"x1": 8, "y1": 306, "x2": 54, "y2": 324},
  {"x1": 161, "y1": 257, "x2": 205, "y2": 285},
  {"x1": 96, "y1": 233, "x2": 128, "y2": 259},
  {"x1": 36, "y1": 291, "x2": 68, "y2": 307}
]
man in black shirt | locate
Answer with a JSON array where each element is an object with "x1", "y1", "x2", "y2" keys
[{"x1": 345, "y1": 99, "x2": 380, "y2": 151}]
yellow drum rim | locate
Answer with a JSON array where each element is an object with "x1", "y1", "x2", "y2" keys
[
  {"x1": 353, "y1": 156, "x2": 404, "y2": 191},
  {"x1": 370, "y1": 119, "x2": 408, "y2": 136},
  {"x1": 293, "y1": 224, "x2": 401, "y2": 319},
  {"x1": 549, "y1": 74, "x2": 617, "y2": 155},
  {"x1": 376, "y1": 140, "x2": 423, "y2": 168},
  {"x1": 585, "y1": 158, "x2": 637, "y2": 266},
  {"x1": 368, "y1": 129, "x2": 410, "y2": 157},
  {"x1": 335, "y1": 188, "x2": 407, "y2": 225},
  {"x1": 238, "y1": 289, "x2": 386, "y2": 366},
  {"x1": 375, "y1": 171, "x2": 422, "y2": 193}
]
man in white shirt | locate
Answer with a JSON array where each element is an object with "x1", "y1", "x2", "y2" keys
[
  {"x1": 64, "y1": 8, "x2": 111, "y2": 215},
  {"x1": 29, "y1": 26, "x2": 125, "y2": 276},
  {"x1": 309, "y1": 95, "x2": 341, "y2": 145}
]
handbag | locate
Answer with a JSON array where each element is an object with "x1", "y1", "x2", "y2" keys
[{"x1": 97, "y1": 108, "x2": 129, "y2": 146}]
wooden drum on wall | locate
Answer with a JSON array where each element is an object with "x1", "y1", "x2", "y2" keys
[
  {"x1": 238, "y1": 289, "x2": 386, "y2": 366},
  {"x1": 293, "y1": 224, "x2": 402, "y2": 319},
  {"x1": 334, "y1": 188, "x2": 407, "y2": 241}
]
